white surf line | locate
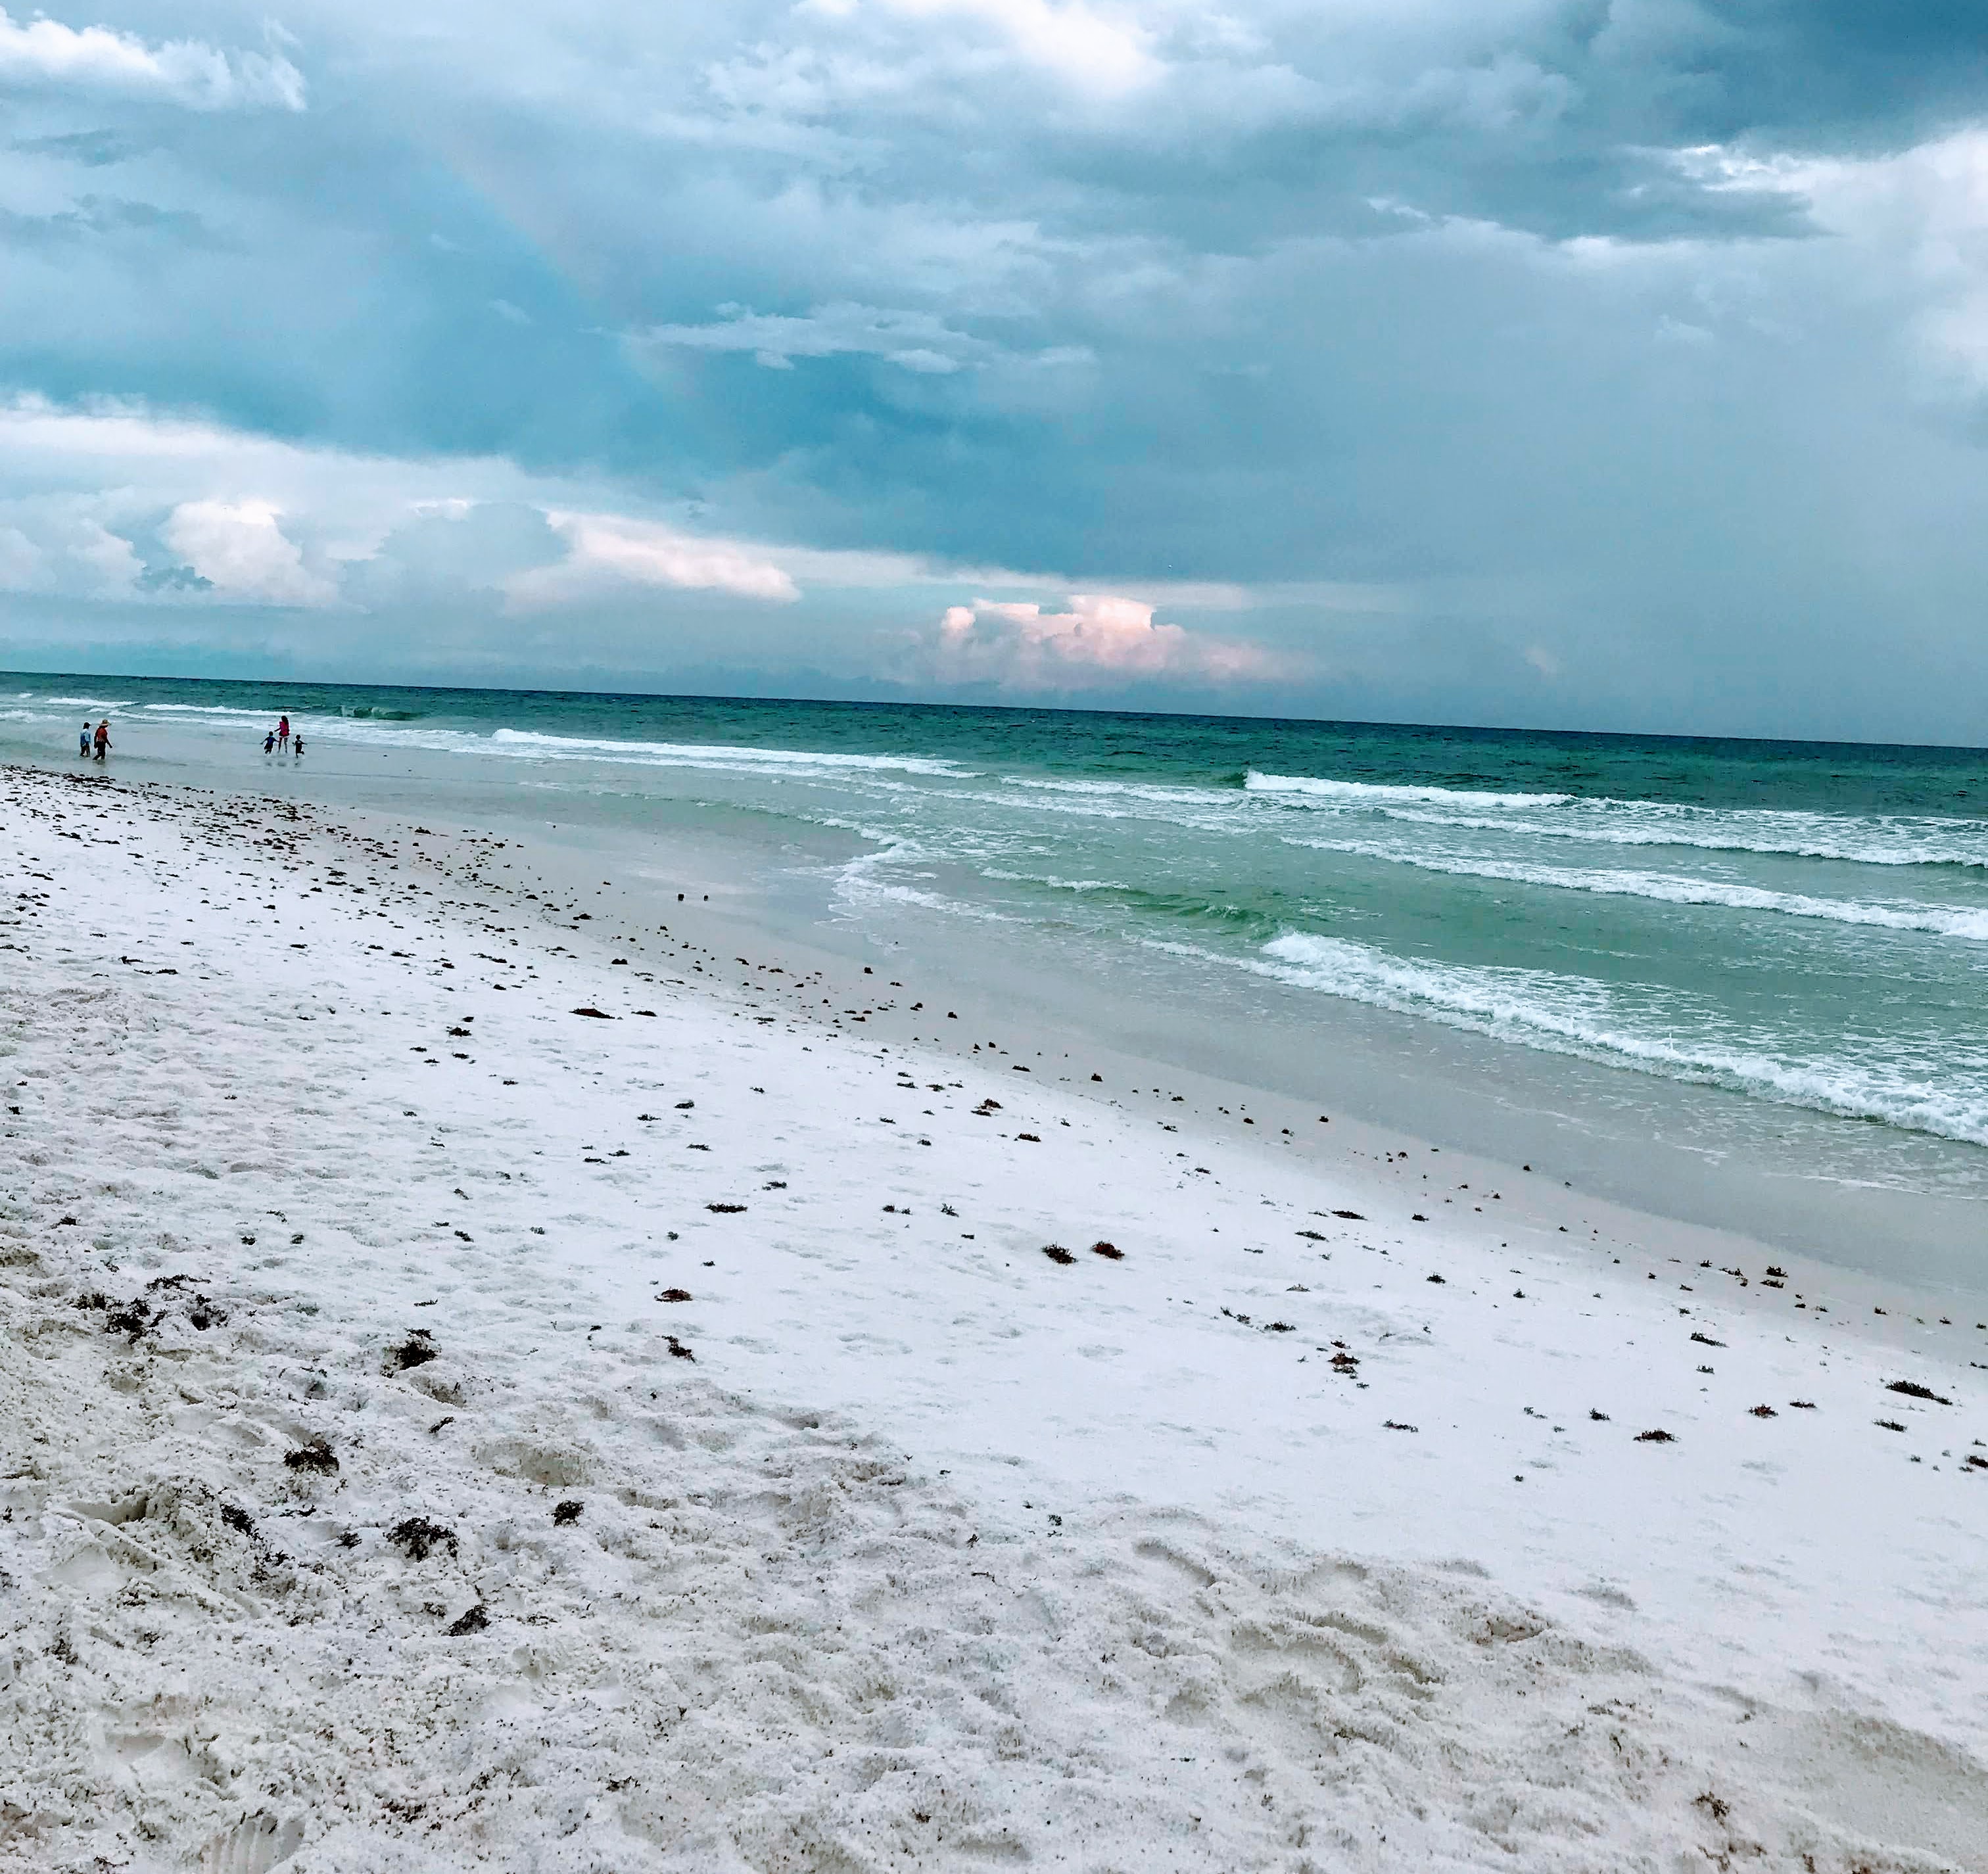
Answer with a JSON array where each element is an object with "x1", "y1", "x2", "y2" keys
[
  {"x1": 1279, "y1": 833, "x2": 1988, "y2": 939},
  {"x1": 4, "y1": 763, "x2": 1986, "y2": 1873}
]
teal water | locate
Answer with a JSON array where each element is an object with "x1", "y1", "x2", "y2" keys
[{"x1": 10, "y1": 670, "x2": 1988, "y2": 1181}]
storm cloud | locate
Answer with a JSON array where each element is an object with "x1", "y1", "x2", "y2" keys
[{"x1": 2, "y1": 0, "x2": 1987, "y2": 739}]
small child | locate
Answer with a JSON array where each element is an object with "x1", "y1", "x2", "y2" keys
[
  {"x1": 292, "y1": 734, "x2": 305, "y2": 759},
  {"x1": 264, "y1": 731, "x2": 277, "y2": 754},
  {"x1": 80, "y1": 721, "x2": 91, "y2": 758}
]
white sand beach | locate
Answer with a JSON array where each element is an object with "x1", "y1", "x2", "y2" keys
[{"x1": 5, "y1": 759, "x2": 1987, "y2": 1872}]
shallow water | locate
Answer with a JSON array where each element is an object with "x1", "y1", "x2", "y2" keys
[{"x1": 9, "y1": 670, "x2": 1985, "y2": 1273}]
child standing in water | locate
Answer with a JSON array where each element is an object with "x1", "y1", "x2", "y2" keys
[
  {"x1": 79, "y1": 720, "x2": 91, "y2": 759},
  {"x1": 292, "y1": 734, "x2": 305, "y2": 759}
]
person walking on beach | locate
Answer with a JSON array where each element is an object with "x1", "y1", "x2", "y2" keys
[
  {"x1": 79, "y1": 720, "x2": 91, "y2": 759},
  {"x1": 92, "y1": 718, "x2": 110, "y2": 762},
  {"x1": 277, "y1": 714, "x2": 290, "y2": 753}
]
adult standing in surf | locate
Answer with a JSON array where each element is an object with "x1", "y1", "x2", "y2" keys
[
  {"x1": 92, "y1": 719, "x2": 110, "y2": 763},
  {"x1": 277, "y1": 714, "x2": 291, "y2": 753}
]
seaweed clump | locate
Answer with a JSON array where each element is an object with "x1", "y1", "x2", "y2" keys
[
  {"x1": 385, "y1": 1329, "x2": 438, "y2": 1373},
  {"x1": 387, "y1": 1516, "x2": 458, "y2": 1560}
]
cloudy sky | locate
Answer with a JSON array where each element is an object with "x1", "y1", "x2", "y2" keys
[{"x1": 1, "y1": 1, "x2": 1986, "y2": 740}]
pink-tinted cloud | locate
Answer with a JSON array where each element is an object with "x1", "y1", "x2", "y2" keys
[{"x1": 932, "y1": 592, "x2": 1283, "y2": 690}]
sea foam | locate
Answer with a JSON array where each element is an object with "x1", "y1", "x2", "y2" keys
[
  {"x1": 1246, "y1": 770, "x2": 1575, "y2": 808},
  {"x1": 1242, "y1": 931, "x2": 1988, "y2": 1146},
  {"x1": 488, "y1": 728, "x2": 967, "y2": 776},
  {"x1": 1279, "y1": 837, "x2": 1988, "y2": 939},
  {"x1": 1374, "y1": 803, "x2": 1988, "y2": 869}
]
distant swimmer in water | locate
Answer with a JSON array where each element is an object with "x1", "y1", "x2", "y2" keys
[
  {"x1": 79, "y1": 720, "x2": 91, "y2": 759},
  {"x1": 277, "y1": 714, "x2": 290, "y2": 753},
  {"x1": 264, "y1": 730, "x2": 277, "y2": 755},
  {"x1": 92, "y1": 718, "x2": 110, "y2": 762}
]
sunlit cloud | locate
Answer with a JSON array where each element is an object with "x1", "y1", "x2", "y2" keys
[
  {"x1": 504, "y1": 511, "x2": 803, "y2": 609},
  {"x1": 0, "y1": 7, "x2": 304, "y2": 110},
  {"x1": 930, "y1": 593, "x2": 1287, "y2": 690},
  {"x1": 162, "y1": 500, "x2": 336, "y2": 607},
  {"x1": 813, "y1": 0, "x2": 1161, "y2": 95}
]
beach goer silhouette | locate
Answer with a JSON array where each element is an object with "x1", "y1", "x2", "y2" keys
[
  {"x1": 264, "y1": 730, "x2": 277, "y2": 755},
  {"x1": 277, "y1": 715, "x2": 290, "y2": 753},
  {"x1": 293, "y1": 734, "x2": 305, "y2": 759},
  {"x1": 92, "y1": 718, "x2": 110, "y2": 762},
  {"x1": 79, "y1": 720, "x2": 91, "y2": 759}
]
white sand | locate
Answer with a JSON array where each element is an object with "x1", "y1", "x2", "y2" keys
[{"x1": 4, "y1": 761, "x2": 1986, "y2": 1873}]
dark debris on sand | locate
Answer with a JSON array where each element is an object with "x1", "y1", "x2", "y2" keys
[
  {"x1": 387, "y1": 1516, "x2": 458, "y2": 1560},
  {"x1": 386, "y1": 1328, "x2": 439, "y2": 1372},
  {"x1": 103, "y1": 1299, "x2": 156, "y2": 1344},
  {"x1": 1887, "y1": 1380, "x2": 1952, "y2": 1405}
]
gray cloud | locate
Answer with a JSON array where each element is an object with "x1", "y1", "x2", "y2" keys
[
  {"x1": 11, "y1": 126, "x2": 147, "y2": 164},
  {"x1": 0, "y1": 192, "x2": 219, "y2": 245},
  {"x1": 0, "y1": 1, "x2": 1985, "y2": 739}
]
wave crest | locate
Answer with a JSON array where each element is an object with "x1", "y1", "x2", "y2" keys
[
  {"x1": 1279, "y1": 837, "x2": 1988, "y2": 939},
  {"x1": 1246, "y1": 770, "x2": 1575, "y2": 808},
  {"x1": 488, "y1": 728, "x2": 966, "y2": 776}
]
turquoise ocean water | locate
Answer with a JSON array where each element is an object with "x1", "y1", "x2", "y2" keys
[{"x1": 9, "y1": 671, "x2": 1987, "y2": 1254}]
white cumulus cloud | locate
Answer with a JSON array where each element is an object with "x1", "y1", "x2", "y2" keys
[
  {"x1": 0, "y1": 494, "x2": 142, "y2": 596},
  {"x1": 0, "y1": 7, "x2": 305, "y2": 111},
  {"x1": 504, "y1": 511, "x2": 802, "y2": 610},
  {"x1": 163, "y1": 500, "x2": 336, "y2": 606},
  {"x1": 933, "y1": 592, "x2": 1283, "y2": 689}
]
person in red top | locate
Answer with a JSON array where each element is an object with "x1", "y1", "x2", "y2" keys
[
  {"x1": 92, "y1": 718, "x2": 110, "y2": 762},
  {"x1": 277, "y1": 714, "x2": 290, "y2": 753}
]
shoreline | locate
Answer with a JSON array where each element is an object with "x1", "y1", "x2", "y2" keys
[
  {"x1": 7, "y1": 718, "x2": 1982, "y2": 1285},
  {"x1": 5, "y1": 761, "x2": 1987, "y2": 1869}
]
